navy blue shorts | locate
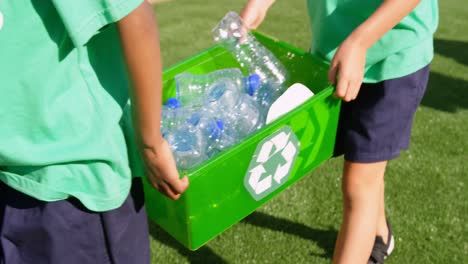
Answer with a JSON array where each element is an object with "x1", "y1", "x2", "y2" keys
[
  {"x1": 0, "y1": 179, "x2": 150, "y2": 264},
  {"x1": 334, "y1": 65, "x2": 431, "y2": 163}
]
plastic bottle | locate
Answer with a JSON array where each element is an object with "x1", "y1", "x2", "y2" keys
[
  {"x1": 212, "y1": 11, "x2": 289, "y2": 96},
  {"x1": 186, "y1": 112, "x2": 225, "y2": 158},
  {"x1": 160, "y1": 98, "x2": 183, "y2": 137},
  {"x1": 161, "y1": 98, "x2": 226, "y2": 169},
  {"x1": 175, "y1": 68, "x2": 261, "y2": 106},
  {"x1": 204, "y1": 78, "x2": 263, "y2": 140},
  {"x1": 164, "y1": 123, "x2": 207, "y2": 171},
  {"x1": 247, "y1": 81, "x2": 282, "y2": 117},
  {"x1": 159, "y1": 98, "x2": 201, "y2": 170}
]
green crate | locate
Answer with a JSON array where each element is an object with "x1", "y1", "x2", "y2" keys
[{"x1": 143, "y1": 32, "x2": 341, "y2": 250}]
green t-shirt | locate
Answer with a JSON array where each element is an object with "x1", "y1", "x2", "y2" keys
[
  {"x1": 0, "y1": 0, "x2": 144, "y2": 212},
  {"x1": 307, "y1": 0, "x2": 439, "y2": 82}
]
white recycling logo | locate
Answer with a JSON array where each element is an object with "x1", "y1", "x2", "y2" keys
[{"x1": 244, "y1": 126, "x2": 300, "y2": 201}]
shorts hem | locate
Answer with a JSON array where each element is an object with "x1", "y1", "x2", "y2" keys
[{"x1": 343, "y1": 149, "x2": 403, "y2": 163}]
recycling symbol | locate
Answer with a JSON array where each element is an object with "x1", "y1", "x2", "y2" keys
[{"x1": 244, "y1": 126, "x2": 300, "y2": 201}]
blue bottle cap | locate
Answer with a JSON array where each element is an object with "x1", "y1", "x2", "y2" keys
[
  {"x1": 210, "y1": 120, "x2": 224, "y2": 139},
  {"x1": 245, "y1": 74, "x2": 261, "y2": 96},
  {"x1": 216, "y1": 120, "x2": 224, "y2": 131},
  {"x1": 164, "y1": 98, "x2": 181, "y2": 108}
]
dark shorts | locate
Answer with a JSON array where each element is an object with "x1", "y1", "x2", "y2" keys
[
  {"x1": 0, "y1": 179, "x2": 150, "y2": 264},
  {"x1": 334, "y1": 65, "x2": 431, "y2": 163}
]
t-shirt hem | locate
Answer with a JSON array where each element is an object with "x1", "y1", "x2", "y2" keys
[
  {"x1": 73, "y1": 0, "x2": 144, "y2": 46},
  {"x1": 0, "y1": 173, "x2": 131, "y2": 212},
  {"x1": 363, "y1": 38, "x2": 434, "y2": 83},
  {"x1": 363, "y1": 55, "x2": 433, "y2": 83}
]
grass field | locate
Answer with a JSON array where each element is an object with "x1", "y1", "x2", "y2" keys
[{"x1": 149, "y1": 1, "x2": 468, "y2": 263}]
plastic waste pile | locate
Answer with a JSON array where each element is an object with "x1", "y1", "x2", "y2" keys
[{"x1": 162, "y1": 12, "x2": 289, "y2": 170}]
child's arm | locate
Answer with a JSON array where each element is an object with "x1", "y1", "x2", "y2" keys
[
  {"x1": 117, "y1": 2, "x2": 188, "y2": 200},
  {"x1": 240, "y1": 0, "x2": 276, "y2": 30},
  {"x1": 241, "y1": 0, "x2": 423, "y2": 102},
  {"x1": 329, "y1": 0, "x2": 422, "y2": 102}
]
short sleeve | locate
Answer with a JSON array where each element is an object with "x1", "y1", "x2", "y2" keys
[{"x1": 51, "y1": 0, "x2": 144, "y2": 46}]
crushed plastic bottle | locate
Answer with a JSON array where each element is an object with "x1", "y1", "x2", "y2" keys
[
  {"x1": 212, "y1": 11, "x2": 289, "y2": 94},
  {"x1": 161, "y1": 98, "x2": 227, "y2": 170},
  {"x1": 175, "y1": 68, "x2": 261, "y2": 107},
  {"x1": 164, "y1": 124, "x2": 207, "y2": 171},
  {"x1": 205, "y1": 78, "x2": 263, "y2": 139},
  {"x1": 186, "y1": 112, "x2": 225, "y2": 158},
  {"x1": 160, "y1": 98, "x2": 184, "y2": 137}
]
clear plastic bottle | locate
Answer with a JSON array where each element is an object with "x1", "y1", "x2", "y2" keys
[
  {"x1": 186, "y1": 112, "x2": 225, "y2": 158},
  {"x1": 161, "y1": 98, "x2": 226, "y2": 170},
  {"x1": 175, "y1": 68, "x2": 261, "y2": 107},
  {"x1": 205, "y1": 78, "x2": 263, "y2": 140},
  {"x1": 160, "y1": 98, "x2": 202, "y2": 170},
  {"x1": 164, "y1": 123, "x2": 207, "y2": 171},
  {"x1": 212, "y1": 11, "x2": 289, "y2": 95},
  {"x1": 246, "y1": 81, "x2": 282, "y2": 118},
  {"x1": 160, "y1": 98, "x2": 183, "y2": 137}
]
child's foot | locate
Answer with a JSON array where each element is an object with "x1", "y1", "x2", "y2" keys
[{"x1": 368, "y1": 221, "x2": 394, "y2": 264}]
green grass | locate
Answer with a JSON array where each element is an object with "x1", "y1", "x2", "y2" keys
[{"x1": 150, "y1": 1, "x2": 468, "y2": 263}]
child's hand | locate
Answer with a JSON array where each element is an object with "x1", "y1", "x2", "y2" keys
[
  {"x1": 142, "y1": 138, "x2": 189, "y2": 200},
  {"x1": 240, "y1": 0, "x2": 275, "y2": 30},
  {"x1": 328, "y1": 36, "x2": 367, "y2": 102}
]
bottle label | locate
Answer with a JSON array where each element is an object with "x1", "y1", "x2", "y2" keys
[{"x1": 244, "y1": 126, "x2": 300, "y2": 201}]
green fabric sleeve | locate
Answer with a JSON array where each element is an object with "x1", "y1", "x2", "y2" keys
[{"x1": 51, "y1": 0, "x2": 144, "y2": 46}]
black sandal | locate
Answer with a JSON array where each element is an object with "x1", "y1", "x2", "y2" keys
[{"x1": 368, "y1": 220, "x2": 395, "y2": 264}]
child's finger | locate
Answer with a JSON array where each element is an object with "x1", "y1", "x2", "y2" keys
[
  {"x1": 239, "y1": 26, "x2": 249, "y2": 43},
  {"x1": 165, "y1": 175, "x2": 189, "y2": 196},
  {"x1": 345, "y1": 80, "x2": 360, "y2": 102},
  {"x1": 149, "y1": 179, "x2": 162, "y2": 193},
  {"x1": 145, "y1": 168, "x2": 180, "y2": 200},
  {"x1": 328, "y1": 63, "x2": 338, "y2": 84},
  {"x1": 335, "y1": 75, "x2": 349, "y2": 99},
  {"x1": 148, "y1": 178, "x2": 178, "y2": 200},
  {"x1": 158, "y1": 180, "x2": 182, "y2": 200},
  {"x1": 351, "y1": 80, "x2": 362, "y2": 100}
]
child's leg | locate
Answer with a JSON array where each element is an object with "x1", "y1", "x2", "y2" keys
[
  {"x1": 333, "y1": 161, "x2": 387, "y2": 264},
  {"x1": 331, "y1": 65, "x2": 430, "y2": 262},
  {"x1": 377, "y1": 176, "x2": 389, "y2": 243}
]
